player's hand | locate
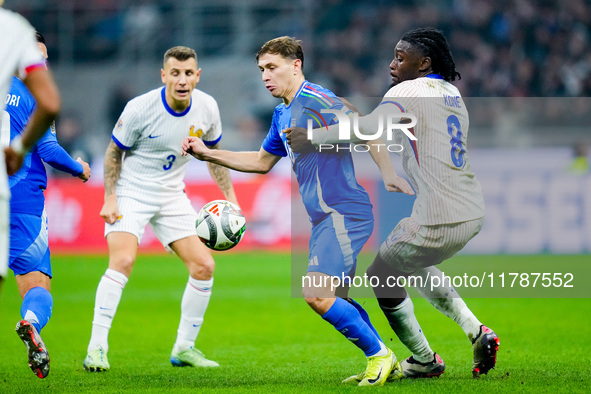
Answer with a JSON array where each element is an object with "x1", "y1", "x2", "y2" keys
[
  {"x1": 4, "y1": 146, "x2": 25, "y2": 175},
  {"x1": 283, "y1": 127, "x2": 316, "y2": 153},
  {"x1": 77, "y1": 157, "x2": 91, "y2": 182},
  {"x1": 181, "y1": 136, "x2": 208, "y2": 159},
  {"x1": 384, "y1": 176, "x2": 415, "y2": 196},
  {"x1": 100, "y1": 194, "x2": 120, "y2": 224}
]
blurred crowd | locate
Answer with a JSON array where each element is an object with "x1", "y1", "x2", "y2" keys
[
  {"x1": 11, "y1": 0, "x2": 591, "y2": 98},
  {"x1": 311, "y1": 0, "x2": 591, "y2": 97},
  {"x1": 6, "y1": 0, "x2": 591, "y2": 167}
]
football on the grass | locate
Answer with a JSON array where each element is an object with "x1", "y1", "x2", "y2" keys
[{"x1": 196, "y1": 200, "x2": 246, "y2": 251}]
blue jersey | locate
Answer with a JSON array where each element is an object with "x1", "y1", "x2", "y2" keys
[
  {"x1": 6, "y1": 76, "x2": 82, "y2": 216},
  {"x1": 262, "y1": 81, "x2": 372, "y2": 224}
]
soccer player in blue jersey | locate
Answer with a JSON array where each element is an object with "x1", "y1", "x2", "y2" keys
[
  {"x1": 6, "y1": 32, "x2": 91, "y2": 379},
  {"x1": 182, "y1": 36, "x2": 414, "y2": 386},
  {"x1": 1, "y1": 2, "x2": 61, "y2": 301}
]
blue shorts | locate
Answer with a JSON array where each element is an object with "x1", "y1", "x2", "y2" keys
[
  {"x1": 307, "y1": 214, "x2": 373, "y2": 278},
  {"x1": 9, "y1": 210, "x2": 51, "y2": 278}
]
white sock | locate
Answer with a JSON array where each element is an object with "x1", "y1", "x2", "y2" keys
[
  {"x1": 24, "y1": 310, "x2": 39, "y2": 327},
  {"x1": 380, "y1": 297, "x2": 434, "y2": 363},
  {"x1": 173, "y1": 277, "x2": 213, "y2": 353},
  {"x1": 413, "y1": 266, "x2": 482, "y2": 342},
  {"x1": 87, "y1": 268, "x2": 128, "y2": 352},
  {"x1": 370, "y1": 342, "x2": 389, "y2": 358}
]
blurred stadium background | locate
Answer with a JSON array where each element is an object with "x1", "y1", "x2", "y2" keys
[{"x1": 4, "y1": 0, "x2": 591, "y2": 254}]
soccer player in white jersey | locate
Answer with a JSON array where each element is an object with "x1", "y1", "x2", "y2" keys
[
  {"x1": 83, "y1": 46, "x2": 238, "y2": 372},
  {"x1": 287, "y1": 27, "x2": 499, "y2": 380},
  {"x1": 0, "y1": 2, "x2": 61, "y2": 378}
]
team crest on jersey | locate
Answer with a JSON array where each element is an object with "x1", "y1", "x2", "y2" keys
[
  {"x1": 50, "y1": 121, "x2": 56, "y2": 135},
  {"x1": 189, "y1": 125, "x2": 203, "y2": 137}
]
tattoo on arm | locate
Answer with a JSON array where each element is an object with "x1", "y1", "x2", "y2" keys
[
  {"x1": 104, "y1": 141, "x2": 124, "y2": 196},
  {"x1": 207, "y1": 143, "x2": 235, "y2": 198}
]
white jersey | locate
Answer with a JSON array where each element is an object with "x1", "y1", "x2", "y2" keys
[
  {"x1": 0, "y1": 8, "x2": 45, "y2": 200},
  {"x1": 112, "y1": 87, "x2": 222, "y2": 202},
  {"x1": 383, "y1": 75, "x2": 485, "y2": 225}
]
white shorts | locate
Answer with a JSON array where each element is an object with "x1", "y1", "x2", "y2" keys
[
  {"x1": 379, "y1": 216, "x2": 484, "y2": 273},
  {"x1": 105, "y1": 193, "x2": 199, "y2": 251},
  {"x1": 0, "y1": 195, "x2": 8, "y2": 278}
]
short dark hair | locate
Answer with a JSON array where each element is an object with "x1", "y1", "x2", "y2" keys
[
  {"x1": 400, "y1": 27, "x2": 461, "y2": 82},
  {"x1": 163, "y1": 46, "x2": 197, "y2": 66},
  {"x1": 35, "y1": 31, "x2": 45, "y2": 44},
  {"x1": 256, "y1": 36, "x2": 304, "y2": 70}
]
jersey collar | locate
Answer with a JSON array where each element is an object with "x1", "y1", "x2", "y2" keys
[
  {"x1": 286, "y1": 80, "x2": 308, "y2": 109},
  {"x1": 161, "y1": 87, "x2": 192, "y2": 117},
  {"x1": 425, "y1": 74, "x2": 444, "y2": 80}
]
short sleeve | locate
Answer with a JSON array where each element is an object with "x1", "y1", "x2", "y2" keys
[
  {"x1": 111, "y1": 101, "x2": 141, "y2": 150},
  {"x1": 13, "y1": 15, "x2": 45, "y2": 78},
  {"x1": 261, "y1": 112, "x2": 287, "y2": 157},
  {"x1": 202, "y1": 98, "x2": 222, "y2": 147}
]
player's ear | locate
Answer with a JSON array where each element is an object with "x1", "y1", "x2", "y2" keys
[
  {"x1": 293, "y1": 59, "x2": 302, "y2": 75},
  {"x1": 419, "y1": 57, "x2": 431, "y2": 73},
  {"x1": 195, "y1": 68, "x2": 202, "y2": 84},
  {"x1": 161, "y1": 68, "x2": 166, "y2": 83}
]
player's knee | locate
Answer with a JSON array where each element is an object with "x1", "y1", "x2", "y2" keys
[
  {"x1": 109, "y1": 255, "x2": 135, "y2": 277},
  {"x1": 188, "y1": 257, "x2": 215, "y2": 280}
]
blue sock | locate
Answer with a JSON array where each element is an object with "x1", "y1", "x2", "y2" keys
[
  {"x1": 322, "y1": 297, "x2": 382, "y2": 357},
  {"x1": 20, "y1": 287, "x2": 53, "y2": 333},
  {"x1": 348, "y1": 298, "x2": 382, "y2": 342}
]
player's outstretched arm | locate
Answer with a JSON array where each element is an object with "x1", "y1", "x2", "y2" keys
[
  {"x1": 367, "y1": 138, "x2": 414, "y2": 196},
  {"x1": 4, "y1": 68, "x2": 60, "y2": 174},
  {"x1": 100, "y1": 140, "x2": 123, "y2": 224},
  {"x1": 37, "y1": 136, "x2": 91, "y2": 182},
  {"x1": 206, "y1": 143, "x2": 238, "y2": 206},
  {"x1": 182, "y1": 137, "x2": 281, "y2": 174}
]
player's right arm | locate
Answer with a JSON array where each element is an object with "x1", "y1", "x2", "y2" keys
[
  {"x1": 100, "y1": 140, "x2": 124, "y2": 224},
  {"x1": 182, "y1": 136, "x2": 281, "y2": 174},
  {"x1": 4, "y1": 28, "x2": 60, "y2": 174}
]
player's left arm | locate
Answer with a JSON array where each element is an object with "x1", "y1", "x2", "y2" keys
[
  {"x1": 36, "y1": 128, "x2": 90, "y2": 182},
  {"x1": 366, "y1": 138, "x2": 414, "y2": 195},
  {"x1": 206, "y1": 143, "x2": 238, "y2": 206}
]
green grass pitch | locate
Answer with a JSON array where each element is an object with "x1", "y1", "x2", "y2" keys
[{"x1": 0, "y1": 252, "x2": 589, "y2": 393}]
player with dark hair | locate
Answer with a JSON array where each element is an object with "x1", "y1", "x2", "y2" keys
[
  {"x1": 6, "y1": 31, "x2": 90, "y2": 379},
  {"x1": 287, "y1": 27, "x2": 498, "y2": 380},
  {"x1": 0, "y1": 3, "x2": 61, "y2": 379},
  {"x1": 183, "y1": 36, "x2": 414, "y2": 386},
  {"x1": 397, "y1": 27, "x2": 461, "y2": 84}
]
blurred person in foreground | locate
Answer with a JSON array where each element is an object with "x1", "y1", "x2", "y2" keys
[
  {"x1": 6, "y1": 31, "x2": 90, "y2": 379},
  {"x1": 0, "y1": 1, "x2": 61, "y2": 379}
]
